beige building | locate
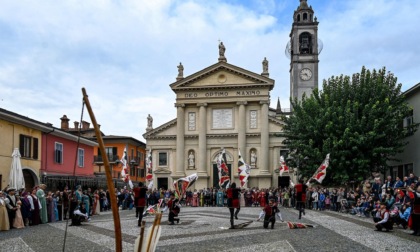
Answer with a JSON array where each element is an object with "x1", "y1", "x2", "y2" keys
[{"x1": 143, "y1": 52, "x2": 292, "y2": 190}]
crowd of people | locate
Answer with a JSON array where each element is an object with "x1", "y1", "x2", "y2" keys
[
  {"x1": 0, "y1": 184, "x2": 110, "y2": 231},
  {"x1": 1, "y1": 173, "x2": 419, "y2": 235}
]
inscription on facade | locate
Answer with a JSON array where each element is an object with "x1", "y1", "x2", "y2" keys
[
  {"x1": 212, "y1": 109, "x2": 233, "y2": 129},
  {"x1": 184, "y1": 90, "x2": 261, "y2": 98}
]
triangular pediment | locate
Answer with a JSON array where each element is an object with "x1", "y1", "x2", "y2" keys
[
  {"x1": 170, "y1": 62, "x2": 274, "y2": 91},
  {"x1": 143, "y1": 119, "x2": 177, "y2": 140}
]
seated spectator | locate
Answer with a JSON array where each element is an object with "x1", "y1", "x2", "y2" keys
[
  {"x1": 356, "y1": 197, "x2": 370, "y2": 217},
  {"x1": 351, "y1": 199, "x2": 362, "y2": 215},
  {"x1": 373, "y1": 202, "x2": 393, "y2": 232},
  {"x1": 392, "y1": 201, "x2": 411, "y2": 229},
  {"x1": 385, "y1": 193, "x2": 395, "y2": 209}
]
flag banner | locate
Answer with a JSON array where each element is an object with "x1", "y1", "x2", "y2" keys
[
  {"x1": 217, "y1": 148, "x2": 230, "y2": 188},
  {"x1": 120, "y1": 147, "x2": 133, "y2": 188},
  {"x1": 173, "y1": 173, "x2": 198, "y2": 199},
  {"x1": 310, "y1": 154, "x2": 330, "y2": 184},
  {"x1": 238, "y1": 150, "x2": 250, "y2": 187},
  {"x1": 279, "y1": 155, "x2": 289, "y2": 177},
  {"x1": 143, "y1": 198, "x2": 165, "y2": 217},
  {"x1": 146, "y1": 149, "x2": 153, "y2": 181},
  {"x1": 287, "y1": 222, "x2": 314, "y2": 229}
]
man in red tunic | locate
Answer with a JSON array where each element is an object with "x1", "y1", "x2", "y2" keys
[
  {"x1": 294, "y1": 179, "x2": 307, "y2": 218},
  {"x1": 227, "y1": 182, "x2": 241, "y2": 229},
  {"x1": 133, "y1": 182, "x2": 147, "y2": 227}
]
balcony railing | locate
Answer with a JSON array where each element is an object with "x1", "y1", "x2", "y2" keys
[{"x1": 94, "y1": 155, "x2": 120, "y2": 163}]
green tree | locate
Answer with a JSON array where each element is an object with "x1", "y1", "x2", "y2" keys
[{"x1": 281, "y1": 67, "x2": 418, "y2": 185}]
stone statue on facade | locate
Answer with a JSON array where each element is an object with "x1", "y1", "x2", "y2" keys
[
  {"x1": 262, "y1": 57, "x2": 269, "y2": 77},
  {"x1": 250, "y1": 151, "x2": 257, "y2": 166},
  {"x1": 177, "y1": 62, "x2": 184, "y2": 80},
  {"x1": 218, "y1": 42, "x2": 226, "y2": 62},
  {"x1": 188, "y1": 151, "x2": 195, "y2": 168},
  {"x1": 146, "y1": 114, "x2": 153, "y2": 131}
]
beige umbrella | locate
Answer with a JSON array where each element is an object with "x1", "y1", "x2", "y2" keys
[{"x1": 9, "y1": 148, "x2": 25, "y2": 190}]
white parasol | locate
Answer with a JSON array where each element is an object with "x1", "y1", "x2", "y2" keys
[{"x1": 9, "y1": 148, "x2": 25, "y2": 190}]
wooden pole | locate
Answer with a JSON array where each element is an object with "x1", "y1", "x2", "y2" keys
[
  {"x1": 138, "y1": 220, "x2": 146, "y2": 252},
  {"x1": 82, "y1": 88, "x2": 122, "y2": 252}
]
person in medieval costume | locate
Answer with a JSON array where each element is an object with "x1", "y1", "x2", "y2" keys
[
  {"x1": 167, "y1": 194, "x2": 180, "y2": 225},
  {"x1": 192, "y1": 189, "x2": 199, "y2": 207},
  {"x1": 20, "y1": 192, "x2": 32, "y2": 226},
  {"x1": 46, "y1": 191, "x2": 55, "y2": 223},
  {"x1": 263, "y1": 199, "x2": 279, "y2": 229},
  {"x1": 30, "y1": 188, "x2": 41, "y2": 225},
  {"x1": 0, "y1": 190, "x2": 10, "y2": 231},
  {"x1": 199, "y1": 190, "x2": 204, "y2": 207},
  {"x1": 240, "y1": 189, "x2": 245, "y2": 207},
  {"x1": 133, "y1": 182, "x2": 147, "y2": 227},
  {"x1": 82, "y1": 192, "x2": 90, "y2": 218},
  {"x1": 259, "y1": 189, "x2": 267, "y2": 207},
  {"x1": 37, "y1": 184, "x2": 48, "y2": 224},
  {"x1": 217, "y1": 189, "x2": 224, "y2": 207},
  {"x1": 294, "y1": 179, "x2": 308, "y2": 216},
  {"x1": 373, "y1": 202, "x2": 393, "y2": 232},
  {"x1": 227, "y1": 183, "x2": 241, "y2": 229},
  {"x1": 408, "y1": 185, "x2": 420, "y2": 236},
  {"x1": 5, "y1": 188, "x2": 18, "y2": 229}
]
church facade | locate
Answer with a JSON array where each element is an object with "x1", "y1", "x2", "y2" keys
[{"x1": 143, "y1": 0, "x2": 319, "y2": 190}]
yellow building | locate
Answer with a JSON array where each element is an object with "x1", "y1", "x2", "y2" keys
[{"x1": 0, "y1": 108, "x2": 48, "y2": 191}]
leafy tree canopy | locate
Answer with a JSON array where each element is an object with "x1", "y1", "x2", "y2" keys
[{"x1": 281, "y1": 67, "x2": 418, "y2": 186}]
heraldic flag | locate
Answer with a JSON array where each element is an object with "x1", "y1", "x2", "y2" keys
[
  {"x1": 310, "y1": 153, "x2": 330, "y2": 184},
  {"x1": 120, "y1": 147, "x2": 133, "y2": 189},
  {"x1": 217, "y1": 148, "x2": 230, "y2": 188},
  {"x1": 146, "y1": 149, "x2": 153, "y2": 182},
  {"x1": 173, "y1": 173, "x2": 198, "y2": 199},
  {"x1": 279, "y1": 155, "x2": 289, "y2": 177},
  {"x1": 238, "y1": 150, "x2": 250, "y2": 187}
]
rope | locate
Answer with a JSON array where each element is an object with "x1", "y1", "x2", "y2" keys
[{"x1": 62, "y1": 99, "x2": 85, "y2": 252}]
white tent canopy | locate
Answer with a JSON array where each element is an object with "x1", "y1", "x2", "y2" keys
[{"x1": 9, "y1": 148, "x2": 25, "y2": 190}]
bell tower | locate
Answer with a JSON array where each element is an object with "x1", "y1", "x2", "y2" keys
[{"x1": 286, "y1": 0, "x2": 321, "y2": 103}]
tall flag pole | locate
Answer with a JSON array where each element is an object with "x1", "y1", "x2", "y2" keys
[
  {"x1": 120, "y1": 147, "x2": 133, "y2": 189},
  {"x1": 217, "y1": 148, "x2": 230, "y2": 188},
  {"x1": 308, "y1": 154, "x2": 330, "y2": 184},
  {"x1": 279, "y1": 155, "x2": 289, "y2": 177},
  {"x1": 238, "y1": 149, "x2": 250, "y2": 187},
  {"x1": 146, "y1": 149, "x2": 153, "y2": 188}
]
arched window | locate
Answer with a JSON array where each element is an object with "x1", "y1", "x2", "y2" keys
[
  {"x1": 299, "y1": 32, "x2": 312, "y2": 54},
  {"x1": 303, "y1": 13, "x2": 308, "y2": 20},
  {"x1": 297, "y1": 14, "x2": 301, "y2": 22}
]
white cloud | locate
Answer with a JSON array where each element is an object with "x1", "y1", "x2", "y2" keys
[{"x1": 0, "y1": 0, "x2": 419, "y2": 142}]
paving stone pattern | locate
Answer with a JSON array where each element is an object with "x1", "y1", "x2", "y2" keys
[{"x1": 0, "y1": 206, "x2": 418, "y2": 252}]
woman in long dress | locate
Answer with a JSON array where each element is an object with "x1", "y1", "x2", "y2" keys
[
  {"x1": 13, "y1": 200, "x2": 25, "y2": 228},
  {"x1": 240, "y1": 190, "x2": 246, "y2": 207},
  {"x1": 30, "y1": 189, "x2": 41, "y2": 226},
  {"x1": 46, "y1": 192, "x2": 55, "y2": 223},
  {"x1": 37, "y1": 184, "x2": 48, "y2": 224},
  {"x1": 0, "y1": 191, "x2": 10, "y2": 231},
  {"x1": 20, "y1": 192, "x2": 32, "y2": 226},
  {"x1": 92, "y1": 190, "x2": 100, "y2": 215},
  {"x1": 192, "y1": 189, "x2": 198, "y2": 207}
]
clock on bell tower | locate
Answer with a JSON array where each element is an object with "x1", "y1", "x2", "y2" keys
[{"x1": 286, "y1": 0, "x2": 322, "y2": 104}]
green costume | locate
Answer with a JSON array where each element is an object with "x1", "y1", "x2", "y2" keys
[{"x1": 37, "y1": 189, "x2": 48, "y2": 224}]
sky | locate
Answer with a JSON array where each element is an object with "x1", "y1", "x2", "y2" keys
[{"x1": 1, "y1": 0, "x2": 419, "y2": 142}]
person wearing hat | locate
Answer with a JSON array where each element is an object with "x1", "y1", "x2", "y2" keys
[
  {"x1": 373, "y1": 202, "x2": 393, "y2": 231},
  {"x1": 133, "y1": 182, "x2": 147, "y2": 226},
  {"x1": 5, "y1": 188, "x2": 18, "y2": 229}
]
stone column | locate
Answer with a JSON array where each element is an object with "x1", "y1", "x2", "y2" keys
[
  {"x1": 197, "y1": 103, "x2": 208, "y2": 176},
  {"x1": 175, "y1": 103, "x2": 186, "y2": 176},
  {"x1": 260, "y1": 100, "x2": 270, "y2": 175},
  {"x1": 237, "y1": 101, "x2": 247, "y2": 160}
]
